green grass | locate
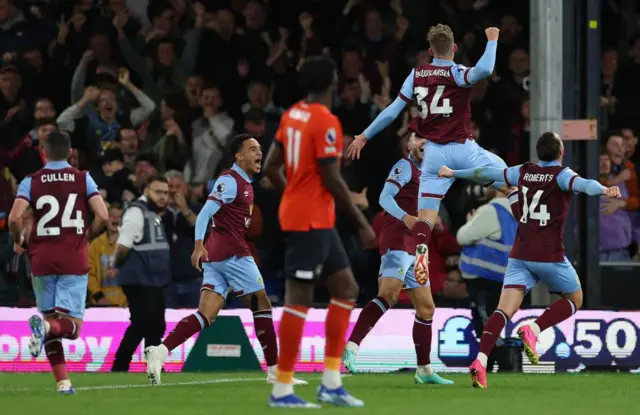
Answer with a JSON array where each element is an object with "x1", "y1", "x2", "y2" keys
[{"x1": 0, "y1": 371, "x2": 637, "y2": 414}]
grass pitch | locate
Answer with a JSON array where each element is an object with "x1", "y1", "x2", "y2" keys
[{"x1": 0, "y1": 371, "x2": 636, "y2": 414}]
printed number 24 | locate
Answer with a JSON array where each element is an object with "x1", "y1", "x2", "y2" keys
[
  {"x1": 414, "y1": 85, "x2": 453, "y2": 119},
  {"x1": 36, "y1": 193, "x2": 85, "y2": 236},
  {"x1": 520, "y1": 185, "x2": 550, "y2": 226}
]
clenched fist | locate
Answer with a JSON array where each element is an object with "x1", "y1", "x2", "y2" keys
[{"x1": 485, "y1": 27, "x2": 499, "y2": 41}]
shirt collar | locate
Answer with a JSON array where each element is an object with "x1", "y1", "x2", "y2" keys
[
  {"x1": 232, "y1": 163, "x2": 251, "y2": 183},
  {"x1": 431, "y1": 58, "x2": 455, "y2": 67},
  {"x1": 537, "y1": 160, "x2": 562, "y2": 167},
  {"x1": 44, "y1": 161, "x2": 71, "y2": 170}
]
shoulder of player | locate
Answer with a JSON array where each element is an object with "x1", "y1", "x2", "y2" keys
[{"x1": 391, "y1": 158, "x2": 411, "y2": 173}]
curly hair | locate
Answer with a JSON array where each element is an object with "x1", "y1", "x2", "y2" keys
[{"x1": 427, "y1": 24, "x2": 455, "y2": 57}]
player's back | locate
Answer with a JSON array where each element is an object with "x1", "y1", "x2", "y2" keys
[
  {"x1": 409, "y1": 63, "x2": 472, "y2": 144},
  {"x1": 510, "y1": 162, "x2": 572, "y2": 263},
  {"x1": 27, "y1": 166, "x2": 93, "y2": 276},
  {"x1": 277, "y1": 100, "x2": 343, "y2": 231}
]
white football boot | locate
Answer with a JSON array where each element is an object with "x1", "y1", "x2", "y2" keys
[{"x1": 144, "y1": 344, "x2": 168, "y2": 385}]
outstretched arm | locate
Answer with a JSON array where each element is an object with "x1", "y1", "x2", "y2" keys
[
  {"x1": 362, "y1": 69, "x2": 414, "y2": 140},
  {"x1": 557, "y1": 168, "x2": 606, "y2": 196}
]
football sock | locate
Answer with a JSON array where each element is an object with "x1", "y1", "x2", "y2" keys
[
  {"x1": 323, "y1": 298, "x2": 355, "y2": 389},
  {"x1": 44, "y1": 338, "x2": 68, "y2": 382},
  {"x1": 163, "y1": 311, "x2": 210, "y2": 352},
  {"x1": 273, "y1": 305, "x2": 308, "y2": 398},
  {"x1": 348, "y1": 297, "x2": 389, "y2": 345},
  {"x1": 47, "y1": 318, "x2": 78, "y2": 340},
  {"x1": 478, "y1": 309, "x2": 508, "y2": 366},
  {"x1": 413, "y1": 316, "x2": 433, "y2": 366},
  {"x1": 413, "y1": 220, "x2": 433, "y2": 248},
  {"x1": 253, "y1": 310, "x2": 278, "y2": 367},
  {"x1": 534, "y1": 298, "x2": 576, "y2": 332}
]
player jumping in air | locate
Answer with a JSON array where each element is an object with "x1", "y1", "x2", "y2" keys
[
  {"x1": 9, "y1": 131, "x2": 109, "y2": 394},
  {"x1": 144, "y1": 134, "x2": 306, "y2": 386},
  {"x1": 347, "y1": 24, "x2": 507, "y2": 287},
  {"x1": 438, "y1": 132, "x2": 621, "y2": 388},
  {"x1": 263, "y1": 56, "x2": 376, "y2": 408},
  {"x1": 342, "y1": 134, "x2": 452, "y2": 385}
]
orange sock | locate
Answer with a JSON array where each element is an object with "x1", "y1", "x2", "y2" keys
[
  {"x1": 325, "y1": 298, "x2": 355, "y2": 371},
  {"x1": 275, "y1": 305, "x2": 308, "y2": 384}
]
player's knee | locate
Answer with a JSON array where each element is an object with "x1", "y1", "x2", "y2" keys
[
  {"x1": 335, "y1": 275, "x2": 360, "y2": 300},
  {"x1": 565, "y1": 291, "x2": 583, "y2": 310},
  {"x1": 244, "y1": 291, "x2": 272, "y2": 312},
  {"x1": 414, "y1": 303, "x2": 435, "y2": 320},
  {"x1": 377, "y1": 288, "x2": 399, "y2": 307},
  {"x1": 69, "y1": 319, "x2": 82, "y2": 340}
]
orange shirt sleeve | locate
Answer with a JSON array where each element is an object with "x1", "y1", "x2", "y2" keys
[{"x1": 313, "y1": 113, "x2": 343, "y2": 163}]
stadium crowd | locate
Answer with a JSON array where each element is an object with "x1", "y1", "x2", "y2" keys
[{"x1": 0, "y1": 0, "x2": 637, "y2": 309}]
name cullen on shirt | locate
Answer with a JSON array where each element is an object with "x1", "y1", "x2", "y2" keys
[
  {"x1": 415, "y1": 69, "x2": 451, "y2": 78},
  {"x1": 41, "y1": 173, "x2": 76, "y2": 183},
  {"x1": 522, "y1": 173, "x2": 555, "y2": 183}
]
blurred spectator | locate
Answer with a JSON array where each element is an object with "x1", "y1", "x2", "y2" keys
[
  {"x1": 163, "y1": 170, "x2": 201, "y2": 308},
  {"x1": 184, "y1": 84, "x2": 235, "y2": 185},
  {"x1": 56, "y1": 68, "x2": 155, "y2": 169},
  {"x1": 598, "y1": 150, "x2": 638, "y2": 261},
  {"x1": 88, "y1": 204, "x2": 127, "y2": 307},
  {"x1": 601, "y1": 132, "x2": 639, "y2": 215}
]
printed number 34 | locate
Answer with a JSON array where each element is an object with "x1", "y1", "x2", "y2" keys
[{"x1": 414, "y1": 85, "x2": 453, "y2": 119}]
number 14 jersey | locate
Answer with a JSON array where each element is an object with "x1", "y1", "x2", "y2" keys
[
  {"x1": 16, "y1": 161, "x2": 100, "y2": 276},
  {"x1": 275, "y1": 101, "x2": 343, "y2": 231},
  {"x1": 505, "y1": 162, "x2": 575, "y2": 263}
]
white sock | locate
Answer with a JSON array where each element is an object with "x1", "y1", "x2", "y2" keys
[
  {"x1": 417, "y1": 364, "x2": 433, "y2": 376},
  {"x1": 529, "y1": 322, "x2": 541, "y2": 336},
  {"x1": 44, "y1": 320, "x2": 51, "y2": 335},
  {"x1": 345, "y1": 341, "x2": 359, "y2": 354},
  {"x1": 322, "y1": 369, "x2": 342, "y2": 389},
  {"x1": 267, "y1": 365, "x2": 276, "y2": 376},
  {"x1": 272, "y1": 381, "x2": 294, "y2": 398},
  {"x1": 477, "y1": 352, "x2": 488, "y2": 368}
]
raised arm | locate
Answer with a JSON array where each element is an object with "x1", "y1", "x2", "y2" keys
[{"x1": 452, "y1": 28, "x2": 499, "y2": 88}]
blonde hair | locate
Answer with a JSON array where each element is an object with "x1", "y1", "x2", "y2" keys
[{"x1": 427, "y1": 24, "x2": 455, "y2": 57}]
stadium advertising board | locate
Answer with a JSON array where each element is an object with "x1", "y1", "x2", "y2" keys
[{"x1": 1, "y1": 308, "x2": 638, "y2": 373}]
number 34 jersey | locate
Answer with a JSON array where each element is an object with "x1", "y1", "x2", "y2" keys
[
  {"x1": 506, "y1": 162, "x2": 574, "y2": 263},
  {"x1": 275, "y1": 101, "x2": 343, "y2": 231},
  {"x1": 16, "y1": 162, "x2": 100, "y2": 276},
  {"x1": 399, "y1": 63, "x2": 473, "y2": 144}
]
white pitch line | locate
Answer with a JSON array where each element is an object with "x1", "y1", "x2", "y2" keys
[{"x1": 3, "y1": 374, "x2": 351, "y2": 392}]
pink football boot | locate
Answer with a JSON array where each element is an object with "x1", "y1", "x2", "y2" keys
[
  {"x1": 469, "y1": 359, "x2": 487, "y2": 389},
  {"x1": 518, "y1": 325, "x2": 539, "y2": 364}
]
